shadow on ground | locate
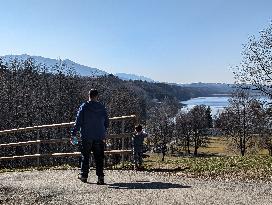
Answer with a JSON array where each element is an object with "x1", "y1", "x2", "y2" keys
[
  {"x1": 144, "y1": 167, "x2": 190, "y2": 173},
  {"x1": 107, "y1": 181, "x2": 191, "y2": 189}
]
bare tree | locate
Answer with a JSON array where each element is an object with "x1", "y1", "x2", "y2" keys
[
  {"x1": 176, "y1": 111, "x2": 193, "y2": 154},
  {"x1": 176, "y1": 105, "x2": 213, "y2": 156},
  {"x1": 147, "y1": 98, "x2": 179, "y2": 161},
  {"x1": 233, "y1": 22, "x2": 272, "y2": 98},
  {"x1": 258, "y1": 105, "x2": 272, "y2": 156},
  {"x1": 215, "y1": 90, "x2": 263, "y2": 156},
  {"x1": 190, "y1": 105, "x2": 212, "y2": 156}
]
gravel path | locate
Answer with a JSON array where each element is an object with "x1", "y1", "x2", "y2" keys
[{"x1": 0, "y1": 169, "x2": 271, "y2": 205}]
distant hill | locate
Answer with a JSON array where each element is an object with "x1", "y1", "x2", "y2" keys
[
  {"x1": 1, "y1": 54, "x2": 233, "y2": 99},
  {"x1": 115, "y1": 72, "x2": 154, "y2": 82},
  {"x1": 178, "y1": 82, "x2": 234, "y2": 94},
  {"x1": 1, "y1": 54, "x2": 108, "y2": 76},
  {"x1": 1, "y1": 54, "x2": 155, "y2": 82}
]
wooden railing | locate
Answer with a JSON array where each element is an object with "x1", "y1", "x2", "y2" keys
[{"x1": 0, "y1": 115, "x2": 137, "y2": 167}]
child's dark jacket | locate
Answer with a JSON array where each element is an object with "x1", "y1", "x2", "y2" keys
[{"x1": 132, "y1": 131, "x2": 147, "y2": 152}]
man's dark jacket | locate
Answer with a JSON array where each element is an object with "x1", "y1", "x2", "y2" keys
[{"x1": 72, "y1": 101, "x2": 109, "y2": 141}]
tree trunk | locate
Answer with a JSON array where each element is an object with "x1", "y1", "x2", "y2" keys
[
  {"x1": 240, "y1": 137, "x2": 245, "y2": 156},
  {"x1": 194, "y1": 136, "x2": 198, "y2": 156},
  {"x1": 269, "y1": 147, "x2": 272, "y2": 156},
  {"x1": 162, "y1": 151, "x2": 165, "y2": 161},
  {"x1": 242, "y1": 108, "x2": 246, "y2": 156},
  {"x1": 239, "y1": 137, "x2": 244, "y2": 156},
  {"x1": 170, "y1": 145, "x2": 173, "y2": 154},
  {"x1": 187, "y1": 136, "x2": 190, "y2": 154},
  {"x1": 241, "y1": 149, "x2": 245, "y2": 156},
  {"x1": 194, "y1": 142, "x2": 198, "y2": 156},
  {"x1": 194, "y1": 145, "x2": 198, "y2": 156}
]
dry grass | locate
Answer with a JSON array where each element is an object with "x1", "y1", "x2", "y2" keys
[
  {"x1": 141, "y1": 154, "x2": 272, "y2": 181},
  {"x1": 132, "y1": 137, "x2": 272, "y2": 181},
  {"x1": 198, "y1": 136, "x2": 230, "y2": 155},
  {"x1": 1, "y1": 136, "x2": 272, "y2": 181},
  {"x1": 196, "y1": 136, "x2": 269, "y2": 156}
]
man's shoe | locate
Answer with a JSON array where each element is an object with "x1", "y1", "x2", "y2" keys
[
  {"x1": 78, "y1": 175, "x2": 87, "y2": 183},
  {"x1": 97, "y1": 176, "x2": 105, "y2": 185}
]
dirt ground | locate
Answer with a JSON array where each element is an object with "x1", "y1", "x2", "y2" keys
[{"x1": 1, "y1": 169, "x2": 271, "y2": 205}]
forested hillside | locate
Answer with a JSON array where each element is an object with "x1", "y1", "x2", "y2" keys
[
  {"x1": 0, "y1": 57, "x2": 230, "y2": 130},
  {"x1": 0, "y1": 57, "x2": 229, "y2": 167}
]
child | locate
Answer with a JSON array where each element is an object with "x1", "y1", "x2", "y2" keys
[{"x1": 132, "y1": 124, "x2": 148, "y2": 170}]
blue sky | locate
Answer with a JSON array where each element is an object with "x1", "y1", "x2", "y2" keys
[{"x1": 0, "y1": 0, "x2": 271, "y2": 83}]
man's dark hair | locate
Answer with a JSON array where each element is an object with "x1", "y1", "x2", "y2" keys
[
  {"x1": 135, "y1": 124, "x2": 143, "y2": 132},
  {"x1": 89, "y1": 89, "x2": 98, "y2": 98}
]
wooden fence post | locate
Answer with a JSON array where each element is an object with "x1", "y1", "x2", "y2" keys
[
  {"x1": 121, "y1": 119, "x2": 125, "y2": 167},
  {"x1": 36, "y1": 131, "x2": 40, "y2": 167}
]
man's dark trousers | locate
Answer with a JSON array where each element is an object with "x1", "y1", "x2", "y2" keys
[{"x1": 80, "y1": 140, "x2": 104, "y2": 178}]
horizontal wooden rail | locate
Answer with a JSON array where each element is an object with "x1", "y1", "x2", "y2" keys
[
  {"x1": 0, "y1": 150, "x2": 132, "y2": 161},
  {"x1": 0, "y1": 115, "x2": 136, "y2": 167},
  {"x1": 0, "y1": 133, "x2": 133, "y2": 148},
  {"x1": 0, "y1": 122, "x2": 74, "y2": 135},
  {"x1": 0, "y1": 115, "x2": 136, "y2": 135},
  {"x1": 0, "y1": 139, "x2": 68, "y2": 148},
  {"x1": 109, "y1": 115, "x2": 136, "y2": 121}
]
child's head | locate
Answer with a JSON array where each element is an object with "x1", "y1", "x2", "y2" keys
[{"x1": 135, "y1": 124, "x2": 143, "y2": 133}]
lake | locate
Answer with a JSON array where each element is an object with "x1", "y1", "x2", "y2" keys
[
  {"x1": 181, "y1": 95, "x2": 270, "y2": 117},
  {"x1": 181, "y1": 96, "x2": 230, "y2": 116}
]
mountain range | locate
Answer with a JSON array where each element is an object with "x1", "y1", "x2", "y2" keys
[
  {"x1": 1, "y1": 54, "x2": 232, "y2": 92},
  {"x1": 115, "y1": 72, "x2": 154, "y2": 82},
  {"x1": 1, "y1": 54, "x2": 155, "y2": 82},
  {"x1": 1, "y1": 54, "x2": 108, "y2": 76}
]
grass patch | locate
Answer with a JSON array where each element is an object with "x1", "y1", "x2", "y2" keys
[
  {"x1": 143, "y1": 154, "x2": 272, "y2": 181},
  {"x1": 1, "y1": 156, "x2": 272, "y2": 181},
  {"x1": 1, "y1": 136, "x2": 272, "y2": 181},
  {"x1": 197, "y1": 136, "x2": 230, "y2": 155}
]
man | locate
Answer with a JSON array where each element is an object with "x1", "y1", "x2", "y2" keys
[{"x1": 71, "y1": 89, "x2": 109, "y2": 185}]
